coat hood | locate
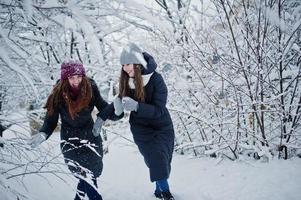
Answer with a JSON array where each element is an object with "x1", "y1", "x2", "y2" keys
[{"x1": 141, "y1": 52, "x2": 157, "y2": 75}]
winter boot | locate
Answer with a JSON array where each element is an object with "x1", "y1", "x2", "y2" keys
[
  {"x1": 154, "y1": 190, "x2": 163, "y2": 199},
  {"x1": 161, "y1": 190, "x2": 175, "y2": 200}
]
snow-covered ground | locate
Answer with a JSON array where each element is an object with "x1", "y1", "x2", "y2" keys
[
  {"x1": 1, "y1": 125, "x2": 301, "y2": 200},
  {"x1": 101, "y1": 139, "x2": 301, "y2": 200}
]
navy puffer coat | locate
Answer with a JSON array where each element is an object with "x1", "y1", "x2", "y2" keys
[
  {"x1": 40, "y1": 79, "x2": 120, "y2": 178},
  {"x1": 128, "y1": 53, "x2": 175, "y2": 182}
]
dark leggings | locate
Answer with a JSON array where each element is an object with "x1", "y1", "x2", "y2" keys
[{"x1": 74, "y1": 177, "x2": 102, "y2": 200}]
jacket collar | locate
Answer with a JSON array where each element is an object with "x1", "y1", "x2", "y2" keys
[{"x1": 129, "y1": 72, "x2": 154, "y2": 89}]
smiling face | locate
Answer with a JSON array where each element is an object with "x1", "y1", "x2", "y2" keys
[
  {"x1": 68, "y1": 75, "x2": 83, "y2": 88},
  {"x1": 122, "y1": 64, "x2": 135, "y2": 77}
]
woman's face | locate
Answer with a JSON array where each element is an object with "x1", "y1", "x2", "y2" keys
[
  {"x1": 122, "y1": 64, "x2": 135, "y2": 77},
  {"x1": 68, "y1": 75, "x2": 83, "y2": 88}
]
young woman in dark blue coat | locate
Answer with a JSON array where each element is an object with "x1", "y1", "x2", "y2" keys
[
  {"x1": 29, "y1": 59, "x2": 121, "y2": 200},
  {"x1": 114, "y1": 43, "x2": 175, "y2": 200}
]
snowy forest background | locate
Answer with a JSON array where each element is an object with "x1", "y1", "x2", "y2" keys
[{"x1": 0, "y1": 0, "x2": 300, "y2": 199}]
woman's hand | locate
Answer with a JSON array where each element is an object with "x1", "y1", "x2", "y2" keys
[
  {"x1": 113, "y1": 96, "x2": 124, "y2": 116},
  {"x1": 28, "y1": 132, "x2": 47, "y2": 148},
  {"x1": 122, "y1": 97, "x2": 138, "y2": 112},
  {"x1": 92, "y1": 117, "x2": 104, "y2": 137}
]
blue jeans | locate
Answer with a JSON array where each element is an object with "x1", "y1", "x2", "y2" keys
[{"x1": 155, "y1": 179, "x2": 170, "y2": 193}]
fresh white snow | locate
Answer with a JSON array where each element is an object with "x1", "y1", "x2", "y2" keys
[{"x1": 1, "y1": 125, "x2": 301, "y2": 200}]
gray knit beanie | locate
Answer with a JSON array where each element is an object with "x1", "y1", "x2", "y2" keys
[{"x1": 120, "y1": 43, "x2": 147, "y2": 67}]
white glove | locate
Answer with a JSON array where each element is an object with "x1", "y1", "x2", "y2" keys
[
  {"x1": 92, "y1": 117, "x2": 104, "y2": 137},
  {"x1": 29, "y1": 132, "x2": 47, "y2": 148},
  {"x1": 113, "y1": 96, "x2": 124, "y2": 116},
  {"x1": 122, "y1": 97, "x2": 138, "y2": 112}
]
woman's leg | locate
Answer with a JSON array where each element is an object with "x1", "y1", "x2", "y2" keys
[
  {"x1": 154, "y1": 181, "x2": 162, "y2": 197},
  {"x1": 156, "y1": 179, "x2": 175, "y2": 200},
  {"x1": 74, "y1": 179, "x2": 86, "y2": 200},
  {"x1": 156, "y1": 179, "x2": 170, "y2": 192},
  {"x1": 85, "y1": 177, "x2": 103, "y2": 200}
]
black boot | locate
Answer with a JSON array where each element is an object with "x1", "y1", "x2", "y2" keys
[
  {"x1": 161, "y1": 190, "x2": 175, "y2": 200},
  {"x1": 154, "y1": 190, "x2": 163, "y2": 199}
]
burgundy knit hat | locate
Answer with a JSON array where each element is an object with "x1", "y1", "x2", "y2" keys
[{"x1": 60, "y1": 59, "x2": 86, "y2": 80}]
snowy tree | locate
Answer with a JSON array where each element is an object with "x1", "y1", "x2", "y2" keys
[{"x1": 162, "y1": 0, "x2": 301, "y2": 160}]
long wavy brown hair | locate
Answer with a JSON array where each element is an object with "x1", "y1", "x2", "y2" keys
[
  {"x1": 119, "y1": 64, "x2": 145, "y2": 102},
  {"x1": 45, "y1": 77, "x2": 92, "y2": 119}
]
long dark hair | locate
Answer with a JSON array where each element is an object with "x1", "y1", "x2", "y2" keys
[
  {"x1": 119, "y1": 64, "x2": 145, "y2": 102},
  {"x1": 45, "y1": 77, "x2": 92, "y2": 119}
]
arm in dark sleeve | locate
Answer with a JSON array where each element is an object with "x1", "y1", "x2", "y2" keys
[
  {"x1": 91, "y1": 79, "x2": 109, "y2": 115},
  {"x1": 39, "y1": 110, "x2": 59, "y2": 139},
  {"x1": 135, "y1": 73, "x2": 168, "y2": 119},
  {"x1": 91, "y1": 79, "x2": 124, "y2": 121},
  {"x1": 98, "y1": 103, "x2": 124, "y2": 121}
]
